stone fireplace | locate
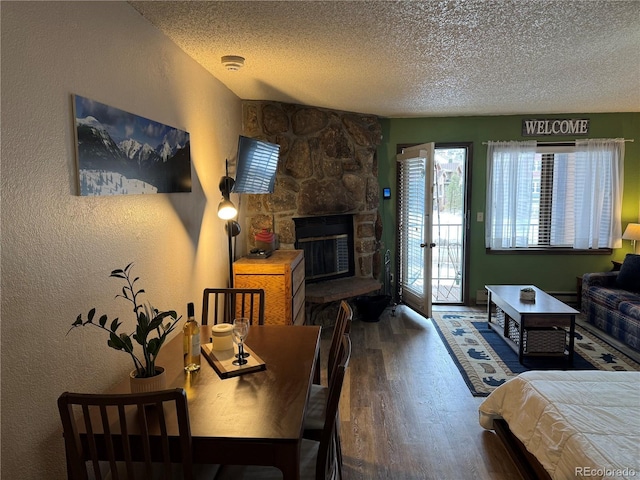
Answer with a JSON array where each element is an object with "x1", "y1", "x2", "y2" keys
[{"x1": 240, "y1": 101, "x2": 384, "y2": 283}]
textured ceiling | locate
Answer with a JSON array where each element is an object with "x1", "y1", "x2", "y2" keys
[{"x1": 129, "y1": 1, "x2": 640, "y2": 118}]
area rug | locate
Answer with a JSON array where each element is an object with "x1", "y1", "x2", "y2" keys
[{"x1": 431, "y1": 311, "x2": 640, "y2": 397}]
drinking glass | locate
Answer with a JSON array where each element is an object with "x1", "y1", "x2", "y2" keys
[{"x1": 232, "y1": 317, "x2": 250, "y2": 366}]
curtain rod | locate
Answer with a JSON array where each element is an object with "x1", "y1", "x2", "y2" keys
[{"x1": 482, "y1": 139, "x2": 634, "y2": 145}]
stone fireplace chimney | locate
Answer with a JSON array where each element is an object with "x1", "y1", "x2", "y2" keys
[{"x1": 240, "y1": 101, "x2": 384, "y2": 281}]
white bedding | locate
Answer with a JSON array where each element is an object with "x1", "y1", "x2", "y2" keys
[{"x1": 478, "y1": 371, "x2": 640, "y2": 480}]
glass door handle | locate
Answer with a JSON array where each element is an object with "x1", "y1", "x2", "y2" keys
[{"x1": 420, "y1": 242, "x2": 437, "y2": 248}]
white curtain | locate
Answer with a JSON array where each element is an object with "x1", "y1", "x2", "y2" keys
[
  {"x1": 485, "y1": 141, "x2": 537, "y2": 249},
  {"x1": 570, "y1": 138, "x2": 624, "y2": 249},
  {"x1": 486, "y1": 138, "x2": 624, "y2": 250}
]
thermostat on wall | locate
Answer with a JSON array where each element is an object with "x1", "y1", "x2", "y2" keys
[{"x1": 383, "y1": 187, "x2": 391, "y2": 199}]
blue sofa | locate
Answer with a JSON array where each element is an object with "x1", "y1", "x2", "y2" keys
[{"x1": 581, "y1": 257, "x2": 640, "y2": 353}]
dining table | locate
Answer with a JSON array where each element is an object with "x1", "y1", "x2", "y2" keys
[{"x1": 93, "y1": 324, "x2": 321, "y2": 480}]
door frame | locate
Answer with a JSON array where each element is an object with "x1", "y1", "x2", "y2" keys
[{"x1": 395, "y1": 142, "x2": 473, "y2": 307}]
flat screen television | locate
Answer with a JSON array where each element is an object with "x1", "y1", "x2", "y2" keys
[{"x1": 232, "y1": 136, "x2": 280, "y2": 194}]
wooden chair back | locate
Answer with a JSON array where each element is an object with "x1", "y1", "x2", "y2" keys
[
  {"x1": 201, "y1": 288, "x2": 265, "y2": 326},
  {"x1": 317, "y1": 334, "x2": 351, "y2": 480},
  {"x1": 327, "y1": 300, "x2": 353, "y2": 383},
  {"x1": 57, "y1": 388, "x2": 193, "y2": 480}
]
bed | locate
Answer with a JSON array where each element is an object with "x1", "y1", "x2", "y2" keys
[{"x1": 479, "y1": 370, "x2": 640, "y2": 480}]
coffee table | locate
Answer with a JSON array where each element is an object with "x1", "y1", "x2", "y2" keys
[{"x1": 485, "y1": 285, "x2": 579, "y2": 365}]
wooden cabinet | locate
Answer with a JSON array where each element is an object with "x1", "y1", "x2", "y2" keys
[{"x1": 233, "y1": 250, "x2": 305, "y2": 326}]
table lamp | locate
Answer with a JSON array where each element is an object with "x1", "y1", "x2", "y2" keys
[{"x1": 622, "y1": 223, "x2": 640, "y2": 253}]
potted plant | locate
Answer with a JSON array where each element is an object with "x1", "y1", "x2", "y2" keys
[{"x1": 69, "y1": 262, "x2": 181, "y2": 392}]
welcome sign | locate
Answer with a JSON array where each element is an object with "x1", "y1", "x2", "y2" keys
[{"x1": 522, "y1": 118, "x2": 590, "y2": 137}]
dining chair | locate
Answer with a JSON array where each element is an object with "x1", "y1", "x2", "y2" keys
[
  {"x1": 216, "y1": 334, "x2": 352, "y2": 480},
  {"x1": 57, "y1": 388, "x2": 219, "y2": 480},
  {"x1": 326, "y1": 301, "x2": 353, "y2": 384},
  {"x1": 303, "y1": 299, "x2": 353, "y2": 472},
  {"x1": 201, "y1": 288, "x2": 265, "y2": 326}
]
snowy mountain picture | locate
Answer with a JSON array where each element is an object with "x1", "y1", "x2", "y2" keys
[{"x1": 73, "y1": 95, "x2": 191, "y2": 196}]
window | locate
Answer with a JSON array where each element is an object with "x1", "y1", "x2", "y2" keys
[{"x1": 485, "y1": 139, "x2": 625, "y2": 251}]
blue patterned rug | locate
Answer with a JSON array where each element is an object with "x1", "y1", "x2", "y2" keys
[{"x1": 431, "y1": 311, "x2": 640, "y2": 397}]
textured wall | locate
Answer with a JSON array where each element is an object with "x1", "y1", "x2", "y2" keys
[{"x1": 0, "y1": 2, "x2": 240, "y2": 478}]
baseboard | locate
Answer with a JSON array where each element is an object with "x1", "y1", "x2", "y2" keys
[
  {"x1": 475, "y1": 289, "x2": 488, "y2": 305},
  {"x1": 475, "y1": 289, "x2": 577, "y2": 307},
  {"x1": 547, "y1": 290, "x2": 578, "y2": 307}
]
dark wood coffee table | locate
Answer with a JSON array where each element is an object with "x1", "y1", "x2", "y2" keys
[{"x1": 485, "y1": 285, "x2": 579, "y2": 365}]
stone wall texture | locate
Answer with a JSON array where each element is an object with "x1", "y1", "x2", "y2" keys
[{"x1": 241, "y1": 101, "x2": 384, "y2": 279}]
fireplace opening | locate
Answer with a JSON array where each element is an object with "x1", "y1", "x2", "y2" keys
[{"x1": 294, "y1": 214, "x2": 355, "y2": 283}]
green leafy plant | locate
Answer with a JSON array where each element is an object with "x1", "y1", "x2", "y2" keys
[{"x1": 69, "y1": 263, "x2": 181, "y2": 378}]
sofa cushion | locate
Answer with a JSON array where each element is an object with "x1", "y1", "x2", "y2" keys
[
  {"x1": 618, "y1": 301, "x2": 640, "y2": 321},
  {"x1": 616, "y1": 254, "x2": 640, "y2": 292},
  {"x1": 582, "y1": 271, "x2": 619, "y2": 289},
  {"x1": 587, "y1": 286, "x2": 640, "y2": 310}
]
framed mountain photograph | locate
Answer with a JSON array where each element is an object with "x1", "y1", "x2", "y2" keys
[{"x1": 73, "y1": 95, "x2": 191, "y2": 196}]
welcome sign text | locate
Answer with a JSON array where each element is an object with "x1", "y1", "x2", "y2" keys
[{"x1": 522, "y1": 118, "x2": 590, "y2": 136}]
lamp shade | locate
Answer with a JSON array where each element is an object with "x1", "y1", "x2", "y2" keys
[{"x1": 622, "y1": 223, "x2": 640, "y2": 241}]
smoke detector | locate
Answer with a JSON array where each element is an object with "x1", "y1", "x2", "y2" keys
[{"x1": 221, "y1": 55, "x2": 245, "y2": 71}]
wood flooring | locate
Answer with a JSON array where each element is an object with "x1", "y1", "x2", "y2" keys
[{"x1": 321, "y1": 304, "x2": 523, "y2": 480}]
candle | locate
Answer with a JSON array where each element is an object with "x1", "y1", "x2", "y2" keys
[{"x1": 211, "y1": 323, "x2": 234, "y2": 351}]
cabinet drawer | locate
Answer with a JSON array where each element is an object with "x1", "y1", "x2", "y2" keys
[
  {"x1": 294, "y1": 303, "x2": 305, "y2": 326},
  {"x1": 233, "y1": 250, "x2": 304, "y2": 327},
  {"x1": 292, "y1": 260, "x2": 305, "y2": 293},
  {"x1": 292, "y1": 282, "x2": 305, "y2": 325}
]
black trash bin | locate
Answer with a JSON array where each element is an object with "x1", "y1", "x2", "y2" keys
[{"x1": 354, "y1": 295, "x2": 391, "y2": 322}]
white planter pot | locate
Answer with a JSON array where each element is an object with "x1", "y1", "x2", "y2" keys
[{"x1": 129, "y1": 367, "x2": 167, "y2": 393}]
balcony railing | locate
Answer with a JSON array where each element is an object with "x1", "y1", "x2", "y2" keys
[{"x1": 432, "y1": 222, "x2": 463, "y2": 303}]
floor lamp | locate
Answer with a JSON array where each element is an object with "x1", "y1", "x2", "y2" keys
[{"x1": 218, "y1": 175, "x2": 241, "y2": 287}]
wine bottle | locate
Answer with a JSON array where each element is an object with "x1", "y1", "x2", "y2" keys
[{"x1": 183, "y1": 302, "x2": 201, "y2": 372}]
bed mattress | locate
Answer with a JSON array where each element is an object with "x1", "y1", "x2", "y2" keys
[{"x1": 479, "y1": 370, "x2": 640, "y2": 480}]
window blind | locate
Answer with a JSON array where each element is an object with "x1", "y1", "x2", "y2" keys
[
  {"x1": 398, "y1": 155, "x2": 426, "y2": 298},
  {"x1": 233, "y1": 138, "x2": 279, "y2": 194}
]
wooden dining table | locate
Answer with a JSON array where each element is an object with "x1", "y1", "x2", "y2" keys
[{"x1": 101, "y1": 324, "x2": 321, "y2": 480}]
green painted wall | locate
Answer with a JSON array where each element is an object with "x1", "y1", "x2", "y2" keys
[{"x1": 377, "y1": 112, "x2": 640, "y2": 303}]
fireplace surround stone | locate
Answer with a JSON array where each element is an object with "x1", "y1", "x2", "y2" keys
[{"x1": 240, "y1": 101, "x2": 384, "y2": 282}]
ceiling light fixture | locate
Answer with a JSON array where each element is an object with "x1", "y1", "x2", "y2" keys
[{"x1": 221, "y1": 55, "x2": 245, "y2": 71}]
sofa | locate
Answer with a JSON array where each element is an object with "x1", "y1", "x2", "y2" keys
[{"x1": 581, "y1": 254, "x2": 640, "y2": 353}]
